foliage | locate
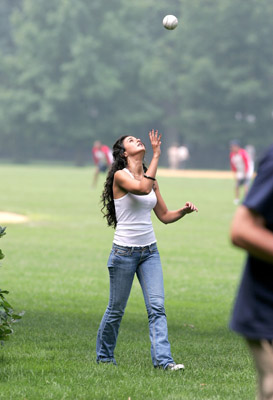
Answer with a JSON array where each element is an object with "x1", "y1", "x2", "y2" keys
[
  {"x1": 0, "y1": 0, "x2": 272, "y2": 166},
  {"x1": 0, "y1": 226, "x2": 6, "y2": 260},
  {"x1": 0, "y1": 226, "x2": 24, "y2": 344}
]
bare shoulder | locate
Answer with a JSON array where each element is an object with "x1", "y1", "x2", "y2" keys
[
  {"x1": 114, "y1": 169, "x2": 133, "y2": 189},
  {"x1": 113, "y1": 169, "x2": 130, "y2": 197},
  {"x1": 114, "y1": 169, "x2": 132, "y2": 182}
]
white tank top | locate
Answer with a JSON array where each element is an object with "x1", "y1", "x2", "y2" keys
[{"x1": 113, "y1": 168, "x2": 157, "y2": 246}]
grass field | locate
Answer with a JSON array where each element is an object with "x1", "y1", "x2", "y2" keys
[{"x1": 0, "y1": 165, "x2": 255, "y2": 400}]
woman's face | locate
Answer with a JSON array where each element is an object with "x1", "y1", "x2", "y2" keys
[{"x1": 123, "y1": 136, "x2": 145, "y2": 157}]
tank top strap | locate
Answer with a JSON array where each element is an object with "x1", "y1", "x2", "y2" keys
[{"x1": 123, "y1": 168, "x2": 134, "y2": 179}]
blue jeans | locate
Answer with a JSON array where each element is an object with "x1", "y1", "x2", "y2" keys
[{"x1": 96, "y1": 242, "x2": 174, "y2": 369}]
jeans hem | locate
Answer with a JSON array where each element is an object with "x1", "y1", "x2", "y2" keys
[{"x1": 96, "y1": 357, "x2": 117, "y2": 366}]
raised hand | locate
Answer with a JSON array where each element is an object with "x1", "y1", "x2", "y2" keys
[{"x1": 149, "y1": 129, "x2": 162, "y2": 158}]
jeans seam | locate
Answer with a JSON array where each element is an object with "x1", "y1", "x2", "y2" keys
[
  {"x1": 138, "y1": 266, "x2": 158, "y2": 367},
  {"x1": 97, "y1": 270, "x2": 116, "y2": 360}
]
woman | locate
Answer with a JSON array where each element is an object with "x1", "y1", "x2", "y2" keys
[{"x1": 96, "y1": 129, "x2": 198, "y2": 370}]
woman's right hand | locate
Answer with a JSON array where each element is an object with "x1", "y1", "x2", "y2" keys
[{"x1": 149, "y1": 129, "x2": 162, "y2": 158}]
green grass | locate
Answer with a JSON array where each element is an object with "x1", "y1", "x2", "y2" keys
[{"x1": 0, "y1": 165, "x2": 255, "y2": 400}]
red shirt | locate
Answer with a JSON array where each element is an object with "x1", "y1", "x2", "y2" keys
[
  {"x1": 230, "y1": 149, "x2": 250, "y2": 178},
  {"x1": 92, "y1": 145, "x2": 112, "y2": 165}
]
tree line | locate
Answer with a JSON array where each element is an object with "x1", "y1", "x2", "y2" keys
[{"x1": 0, "y1": 0, "x2": 272, "y2": 168}]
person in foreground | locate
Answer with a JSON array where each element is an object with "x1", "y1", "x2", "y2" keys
[
  {"x1": 96, "y1": 130, "x2": 198, "y2": 370},
  {"x1": 230, "y1": 143, "x2": 273, "y2": 400}
]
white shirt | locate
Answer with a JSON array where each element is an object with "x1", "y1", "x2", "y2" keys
[
  {"x1": 231, "y1": 153, "x2": 246, "y2": 179},
  {"x1": 113, "y1": 169, "x2": 157, "y2": 246}
]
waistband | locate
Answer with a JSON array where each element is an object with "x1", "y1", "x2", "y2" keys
[{"x1": 112, "y1": 242, "x2": 157, "y2": 252}]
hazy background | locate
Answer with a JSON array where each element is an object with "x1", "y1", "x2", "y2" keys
[{"x1": 0, "y1": 0, "x2": 272, "y2": 168}]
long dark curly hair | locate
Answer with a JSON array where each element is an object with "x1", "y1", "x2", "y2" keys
[{"x1": 101, "y1": 135, "x2": 147, "y2": 228}]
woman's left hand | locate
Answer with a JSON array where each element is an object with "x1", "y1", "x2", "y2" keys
[{"x1": 182, "y1": 202, "x2": 198, "y2": 214}]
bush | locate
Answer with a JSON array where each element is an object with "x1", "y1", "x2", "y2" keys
[{"x1": 0, "y1": 226, "x2": 24, "y2": 344}]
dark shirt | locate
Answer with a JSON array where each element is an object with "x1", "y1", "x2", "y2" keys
[{"x1": 230, "y1": 144, "x2": 273, "y2": 339}]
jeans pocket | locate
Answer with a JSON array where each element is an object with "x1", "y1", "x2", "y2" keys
[
  {"x1": 107, "y1": 247, "x2": 131, "y2": 267},
  {"x1": 114, "y1": 248, "x2": 131, "y2": 256}
]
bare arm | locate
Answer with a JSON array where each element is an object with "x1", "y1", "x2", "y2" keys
[
  {"x1": 230, "y1": 205, "x2": 273, "y2": 263},
  {"x1": 114, "y1": 169, "x2": 154, "y2": 195},
  {"x1": 114, "y1": 130, "x2": 161, "y2": 196},
  {"x1": 145, "y1": 129, "x2": 162, "y2": 179},
  {"x1": 153, "y1": 181, "x2": 198, "y2": 224}
]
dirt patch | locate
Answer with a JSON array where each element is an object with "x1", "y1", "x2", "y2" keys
[
  {"x1": 0, "y1": 212, "x2": 29, "y2": 224},
  {"x1": 158, "y1": 169, "x2": 233, "y2": 179}
]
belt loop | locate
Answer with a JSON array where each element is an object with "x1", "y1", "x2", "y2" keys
[{"x1": 149, "y1": 243, "x2": 156, "y2": 253}]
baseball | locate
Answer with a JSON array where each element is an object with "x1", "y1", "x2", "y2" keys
[{"x1": 162, "y1": 15, "x2": 178, "y2": 30}]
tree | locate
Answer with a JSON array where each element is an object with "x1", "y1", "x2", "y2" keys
[{"x1": 0, "y1": 0, "x2": 272, "y2": 167}]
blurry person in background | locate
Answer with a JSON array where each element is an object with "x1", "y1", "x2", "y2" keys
[
  {"x1": 230, "y1": 143, "x2": 273, "y2": 400},
  {"x1": 229, "y1": 140, "x2": 251, "y2": 205},
  {"x1": 245, "y1": 144, "x2": 256, "y2": 180},
  {"x1": 167, "y1": 143, "x2": 189, "y2": 169},
  {"x1": 92, "y1": 140, "x2": 113, "y2": 187},
  {"x1": 167, "y1": 143, "x2": 179, "y2": 169},
  {"x1": 178, "y1": 145, "x2": 189, "y2": 169}
]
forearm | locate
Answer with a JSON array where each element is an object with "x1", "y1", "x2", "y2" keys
[
  {"x1": 231, "y1": 207, "x2": 273, "y2": 263},
  {"x1": 159, "y1": 209, "x2": 186, "y2": 224},
  {"x1": 134, "y1": 156, "x2": 158, "y2": 194},
  {"x1": 133, "y1": 155, "x2": 159, "y2": 195},
  {"x1": 232, "y1": 226, "x2": 273, "y2": 263},
  {"x1": 146, "y1": 154, "x2": 160, "y2": 179},
  {"x1": 139, "y1": 128, "x2": 161, "y2": 190}
]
